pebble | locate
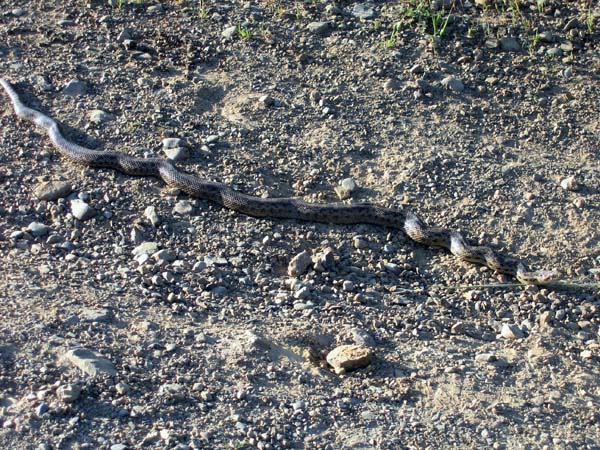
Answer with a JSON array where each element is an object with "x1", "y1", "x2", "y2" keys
[
  {"x1": 352, "y1": 4, "x2": 376, "y2": 20},
  {"x1": 110, "y1": 445, "x2": 128, "y2": 450},
  {"x1": 27, "y1": 222, "x2": 50, "y2": 237},
  {"x1": 288, "y1": 250, "x2": 312, "y2": 277},
  {"x1": 349, "y1": 328, "x2": 375, "y2": 347},
  {"x1": 441, "y1": 76, "x2": 464, "y2": 92},
  {"x1": 34, "y1": 181, "x2": 72, "y2": 201},
  {"x1": 259, "y1": 94, "x2": 275, "y2": 106},
  {"x1": 12, "y1": 8, "x2": 26, "y2": 16},
  {"x1": 353, "y1": 236, "x2": 368, "y2": 249},
  {"x1": 500, "y1": 323, "x2": 525, "y2": 340},
  {"x1": 58, "y1": 19, "x2": 75, "y2": 27},
  {"x1": 57, "y1": 384, "x2": 82, "y2": 403},
  {"x1": 162, "y1": 137, "x2": 184, "y2": 149},
  {"x1": 307, "y1": 22, "x2": 330, "y2": 35},
  {"x1": 35, "y1": 402, "x2": 49, "y2": 416},
  {"x1": 538, "y1": 31, "x2": 556, "y2": 43},
  {"x1": 115, "y1": 382, "x2": 130, "y2": 395},
  {"x1": 89, "y1": 109, "x2": 114, "y2": 124},
  {"x1": 144, "y1": 205, "x2": 161, "y2": 226},
  {"x1": 81, "y1": 308, "x2": 111, "y2": 323},
  {"x1": 221, "y1": 25, "x2": 237, "y2": 39},
  {"x1": 64, "y1": 347, "x2": 117, "y2": 377},
  {"x1": 163, "y1": 147, "x2": 188, "y2": 161},
  {"x1": 560, "y1": 175, "x2": 579, "y2": 191},
  {"x1": 152, "y1": 249, "x2": 176, "y2": 262},
  {"x1": 342, "y1": 280, "x2": 354, "y2": 292},
  {"x1": 475, "y1": 353, "x2": 497, "y2": 363},
  {"x1": 312, "y1": 247, "x2": 335, "y2": 272},
  {"x1": 326, "y1": 345, "x2": 372, "y2": 375},
  {"x1": 547, "y1": 47, "x2": 563, "y2": 57},
  {"x1": 205, "y1": 134, "x2": 219, "y2": 144},
  {"x1": 383, "y1": 78, "x2": 401, "y2": 91},
  {"x1": 62, "y1": 79, "x2": 88, "y2": 96},
  {"x1": 147, "y1": 5, "x2": 164, "y2": 13},
  {"x1": 500, "y1": 37, "x2": 520, "y2": 52},
  {"x1": 334, "y1": 177, "x2": 357, "y2": 200},
  {"x1": 132, "y1": 241, "x2": 160, "y2": 256},
  {"x1": 71, "y1": 199, "x2": 96, "y2": 221},
  {"x1": 174, "y1": 200, "x2": 194, "y2": 215}
]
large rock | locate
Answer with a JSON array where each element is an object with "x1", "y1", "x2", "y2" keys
[{"x1": 326, "y1": 344, "x2": 372, "y2": 375}]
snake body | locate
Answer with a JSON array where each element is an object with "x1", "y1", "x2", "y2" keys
[{"x1": 0, "y1": 78, "x2": 557, "y2": 284}]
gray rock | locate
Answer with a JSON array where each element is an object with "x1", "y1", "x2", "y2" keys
[
  {"x1": 288, "y1": 250, "x2": 312, "y2": 277},
  {"x1": 307, "y1": 22, "x2": 330, "y2": 35},
  {"x1": 163, "y1": 147, "x2": 188, "y2": 161},
  {"x1": 81, "y1": 308, "x2": 111, "y2": 323},
  {"x1": 152, "y1": 249, "x2": 176, "y2": 262},
  {"x1": 500, "y1": 37, "x2": 520, "y2": 51},
  {"x1": 27, "y1": 222, "x2": 51, "y2": 237},
  {"x1": 501, "y1": 323, "x2": 524, "y2": 340},
  {"x1": 64, "y1": 347, "x2": 117, "y2": 377},
  {"x1": 110, "y1": 445, "x2": 128, "y2": 450},
  {"x1": 12, "y1": 8, "x2": 26, "y2": 17},
  {"x1": 560, "y1": 175, "x2": 579, "y2": 191},
  {"x1": 547, "y1": 47, "x2": 563, "y2": 57},
  {"x1": 352, "y1": 4, "x2": 377, "y2": 20},
  {"x1": 222, "y1": 25, "x2": 237, "y2": 39},
  {"x1": 34, "y1": 181, "x2": 72, "y2": 201},
  {"x1": 174, "y1": 200, "x2": 194, "y2": 215},
  {"x1": 35, "y1": 403, "x2": 49, "y2": 416},
  {"x1": 58, "y1": 19, "x2": 75, "y2": 27},
  {"x1": 538, "y1": 31, "x2": 556, "y2": 43},
  {"x1": 441, "y1": 76, "x2": 464, "y2": 92},
  {"x1": 62, "y1": 79, "x2": 88, "y2": 96},
  {"x1": 334, "y1": 177, "x2": 357, "y2": 200},
  {"x1": 71, "y1": 199, "x2": 95, "y2": 221},
  {"x1": 132, "y1": 241, "x2": 160, "y2": 256},
  {"x1": 205, "y1": 134, "x2": 219, "y2": 144},
  {"x1": 89, "y1": 109, "x2": 114, "y2": 124},
  {"x1": 147, "y1": 5, "x2": 164, "y2": 13},
  {"x1": 57, "y1": 384, "x2": 82, "y2": 403},
  {"x1": 162, "y1": 137, "x2": 184, "y2": 149},
  {"x1": 475, "y1": 353, "x2": 497, "y2": 363},
  {"x1": 144, "y1": 205, "x2": 161, "y2": 226}
]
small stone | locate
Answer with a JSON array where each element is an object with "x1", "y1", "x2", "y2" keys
[
  {"x1": 288, "y1": 250, "x2": 312, "y2": 277},
  {"x1": 547, "y1": 47, "x2": 563, "y2": 57},
  {"x1": 71, "y1": 199, "x2": 95, "y2": 221},
  {"x1": 173, "y1": 200, "x2": 194, "y2": 215},
  {"x1": 82, "y1": 308, "x2": 111, "y2": 323},
  {"x1": 162, "y1": 138, "x2": 184, "y2": 149},
  {"x1": 57, "y1": 384, "x2": 82, "y2": 403},
  {"x1": 147, "y1": 5, "x2": 164, "y2": 13},
  {"x1": 34, "y1": 181, "x2": 72, "y2": 200},
  {"x1": 162, "y1": 147, "x2": 188, "y2": 161},
  {"x1": 115, "y1": 383, "x2": 130, "y2": 395},
  {"x1": 144, "y1": 205, "x2": 161, "y2": 226},
  {"x1": 152, "y1": 249, "x2": 176, "y2": 262},
  {"x1": 110, "y1": 445, "x2": 128, "y2": 450},
  {"x1": 27, "y1": 222, "x2": 51, "y2": 237},
  {"x1": 64, "y1": 347, "x2": 117, "y2": 377},
  {"x1": 475, "y1": 353, "x2": 497, "y2": 363},
  {"x1": 500, "y1": 323, "x2": 524, "y2": 340},
  {"x1": 580, "y1": 350, "x2": 592, "y2": 359},
  {"x1": 89, "y1": 110, "x2": 114, "y2": 124},
  {"x1": 35, "y1": 403, "x2": 49, "y2": 416},
  {"x1": 222, "y1": 25, "x2": 237, "y2": 39},
  {"x1": 62, "y1": 79, "x2": 88, "y2": 96},
  {"x1": 205, "y1": 135, "x2": 219, "y2": 144},
  {"x1": 307, "y1": 21, "x2": 330, "y2": 35},
  {"x1": 58, "y1": 19, "x2": 75, "y2": 27},
  {"x1": 326, "y1": 345, "x2": 372, "y2": 375},
  {"x1": 538, "y1": 31, "x2": 556, "y2": 43},
  {"x1": 291, "y1": 400, "x2": 305, "y2": 411},
  {"x1": 353, "y1": 236, "x2": 368, "y2": 249},
  {"x1": 12, "y1": 8, "x2": 26, "y2": 16},
  {"x1": 539, "y1": 310, "x2": 554, "y2": 327},
  {"x1": 259, "y1": 94, "x2": 275, "y2": 106},
  {"x1": 312, "y1": 247, "x2": 335, "y2": 272},
  {"x1": 500, "y1": 37, "x2": 520, "y2": 51},
  {"x1": 352, "y1": 4, "x2": 376, "y2": 20},
  {"x1": 383, "y1": 78, "x2": 401, "y2": 91},
  {"x1": 441, "y1": 76, "x2": 464, "y2": 92},
  {"x1": 132, "y1": 241, "x2": 159, "y2": 256},
  {"x1": 335, "y1": 177, "x2": 357, "y2": 200},
  {"x1": 342, "y1": 280, "x2": 354, "y2": 292},
  {"x1": 560, "y1": 175, "x2": 579, "y2": 191}
]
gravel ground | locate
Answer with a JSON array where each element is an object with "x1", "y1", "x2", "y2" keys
[{"x1": 1, "y1": 1, "x2": 599, "y2": 449}]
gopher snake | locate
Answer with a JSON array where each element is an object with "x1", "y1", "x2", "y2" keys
[{"x1": 0, "y1": 78, "x2": 558, "y2": 284}]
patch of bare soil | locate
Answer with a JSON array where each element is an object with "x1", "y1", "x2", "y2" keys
[{"x1": 0, "y1": 1, "x2": 599, "y2": 449}]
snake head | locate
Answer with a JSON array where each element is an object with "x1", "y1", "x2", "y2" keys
[
  {"x1": 449, "y1": 232, "x2": 468, "y2": 255},
  {"x1": 516, "y1": 263, "x2": 560, "y2": 285}
]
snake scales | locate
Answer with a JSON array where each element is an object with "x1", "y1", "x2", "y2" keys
[{"x1": 0, "y1": 78, "x2": 558, "y2": 285}]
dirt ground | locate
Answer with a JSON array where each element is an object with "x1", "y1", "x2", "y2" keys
[{"x1": 0, "y1": 1, "x2": 599, "y2": 449}]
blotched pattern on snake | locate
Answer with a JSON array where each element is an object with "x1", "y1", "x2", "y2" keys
[{"x1": 0, "y1": 78, "x2": 558, "y2": 284}]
